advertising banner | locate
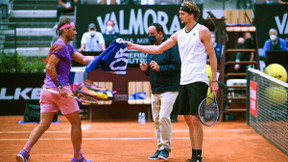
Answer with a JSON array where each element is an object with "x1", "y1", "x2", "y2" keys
[
  {"x1": 255, "y1": 4, "x2": 288, "y2": 48},
  {"x1": 0, "y1": 73, "x2": 45, "y2": 115},
  {"x1": 249, "y1": 80, "x2": 257, "y2": 118},
  {"x1": 75, "y1": 4, "x2": 203, "y2": 48}
]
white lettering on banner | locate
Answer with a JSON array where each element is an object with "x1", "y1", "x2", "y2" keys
[
  {"x1": 170, "y1": 15, "x2": 181, "y2": 34},
  {"x1": 128, "y1": 53, "x2": 147, "y2": 64},
  {"x1": 250, "y1": 89, "x2": 256, "y2": 100},
  {"x1": 157, "y1": 11, "x2": 169, "y2": 34},
  {"x1": 14, "y1": 88, "x2": 31, "y2": 100},
  {"x1": 251, "y1": 100, "x2": 255, "y2": 111},
  {"x1": 31, "y1": 88, "x2": 41, "y2": 99},
  {"x1": 136, "y1": 38, "x2": 149, "y2": 44},
  {"x1": 120, "y1": 10, "x2": 129, "y2": 34},
  {"x1": 0, "y1": 88, "x2": 13, "y2": 100},
  {"x1": 97, "y1": 13, "x2": 110, "y2": 33},
  {"x1": 0, "y1": 88, "x2": 41, "y2": 100},
  {"x1": 143, "y1": 9, "x2": 157, "y2": 34},
  {"x1": 129, "y1": 9, "x2": 144, "y2": 35},
  {"x1": 110, "y1": 12, "x2": 120, "y2": 33},
  {"x1": 275, "y1": 13, "x2": 288, "y2": 35},
  {"x1": 96, "y1": 9, "x2": 181, "y2": 35}
]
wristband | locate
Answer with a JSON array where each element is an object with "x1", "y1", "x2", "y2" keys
[{"x1": 57, "y1": 84, "x2": 63, "y2": 89}]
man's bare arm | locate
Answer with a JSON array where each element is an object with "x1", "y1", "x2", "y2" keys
[
  {"x1": 46, "y1": 54, "x2": 60, "y2": 87},
  {"x1": 125, "y1": 31, "x2": 179, "y2": 54},
  {"x1": 200, "y1": 26, "x2": 219, "y2": 95},
  {"x1": 71, "y1": 51, "x2": 94, "y2": 65}
]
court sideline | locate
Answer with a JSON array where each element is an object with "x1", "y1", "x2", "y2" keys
[{"x1": 0, "y1": 116, "x2": 287, "y2": 162}]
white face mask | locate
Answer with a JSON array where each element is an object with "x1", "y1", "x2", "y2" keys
[
  {"x1": 266, "y1": 0, "x2": 274, "y2": 4},
  {"x1": 106, "y1": 25, "x2": 113, "y2": 32},
  {"x1": 270, "y1": 34, "x2": 277, "y2": 41},
  {"x1": 89, "y1": 31, "x2": 96, "y2": 37}
]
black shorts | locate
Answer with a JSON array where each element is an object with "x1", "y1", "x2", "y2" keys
[{"x1": 178, "y1": 82, "x2": 208, "y2": 115}]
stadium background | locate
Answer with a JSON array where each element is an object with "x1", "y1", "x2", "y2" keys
[{"x1": 0, "y1": 0, "x2": 287, "y2": 161}]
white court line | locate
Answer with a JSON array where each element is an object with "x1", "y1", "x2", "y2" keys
[
  {"x1": 3, "y1": 130, "x2": 152, "y2": 133},
  {"x1": 0, "y1": 129, "x2": 251, "y2": 134},
  {"x1": 0, "y1": 139, "x2": 50, "y2": 141},
  {"x1": 0, "y1": 137, "x2": 240, "y2": 141}
]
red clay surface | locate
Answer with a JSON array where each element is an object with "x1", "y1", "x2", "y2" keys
[{"x1": 0, "y1": 116, "x2": 287, "y2": 162}]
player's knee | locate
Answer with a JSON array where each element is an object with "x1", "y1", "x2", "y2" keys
[
  {"x1": 184, "y1": 118, "x2": 193, "y2": 126},
  {"x1": 191, "y1": 116, "x2": 199, "y2": 122},
  {"x1": 38, "y1": 123, "x2": 51, "y2": 132}
]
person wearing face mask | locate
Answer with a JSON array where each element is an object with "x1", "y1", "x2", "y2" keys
[
  {"x1": 266, "y1": 0, "x2": 277, "y2": 4},
  {"x1": 79, "y1": 23, "x2": 106, "y2": 53},
  {"x1": 102, "y1": 20, "x2": 121, "y2": 47},
  {"x1": 139, "y1": 23, "x2": 180, "y2": 161},
  {"x1": 263, "y1": 28, "x2": 288, "y2": 56},
  {"x1": 234, "y1": 32, "x2": 255, "y2": 72}
]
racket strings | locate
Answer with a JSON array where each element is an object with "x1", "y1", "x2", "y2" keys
[
  {"x1": 199, "y1": 98, "x2": 218, "y2": 124},
  {"x1": 77, "y1": 93, "x2": 98, "y2": 104}
]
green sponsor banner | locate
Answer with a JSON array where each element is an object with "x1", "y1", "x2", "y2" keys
[
  {"x1": 75, "y1": 4, "x2": 202, "y2": 48},
  {"x1": 255, "y1": 4, "x2": 288, "y2": 48}
]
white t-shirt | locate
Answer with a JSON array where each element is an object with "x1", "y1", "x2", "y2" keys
[
  {"x1": 177, "y1": 23, "x2": 209, "y2": 86},
  {"x1": 81, "y1": 31, "x2": 105, "y2": 51}
]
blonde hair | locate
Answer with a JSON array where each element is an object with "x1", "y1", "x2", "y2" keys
[{"x1": 181, "y1": 0, "x2": 200, "y2": 21}]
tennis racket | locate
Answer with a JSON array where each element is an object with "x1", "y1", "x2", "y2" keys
[
  {"x1": 42, "y1": 88, "x2": 98, "y2": 105},
  {"x1": 198, "y1": 91, "x2": 219, "y2": 126}
]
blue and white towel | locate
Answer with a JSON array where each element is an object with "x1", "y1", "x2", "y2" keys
[{"x1": 85, "y1": 38, "x2": 128, "y2": 75}]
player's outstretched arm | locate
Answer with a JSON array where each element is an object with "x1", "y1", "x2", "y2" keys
[
  {"x1": 71, "y1": 51, "x2": 94, "y2": 65},
  {"x1": 125, "y1": 31, "x2": 179, "y2": 54}
]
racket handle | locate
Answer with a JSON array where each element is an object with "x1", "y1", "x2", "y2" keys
[{"x1": 42, "y1": 88, "x2": 59, "y2": 94}]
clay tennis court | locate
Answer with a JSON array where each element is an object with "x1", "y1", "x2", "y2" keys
[{"x1": 0, "y1": 115, "x2": 287, "y2": 162}]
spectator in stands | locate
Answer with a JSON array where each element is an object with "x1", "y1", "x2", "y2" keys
[
  {"x1": 263, "y1": 28, "x2": 288, "y2": 55},
  {"x1": 103, "y1": 20, "x2": 121, "y2": 47},
  {"x1": 278, "y1": 0, "x2": 288, "y2": 4},
  {"x1": 97, "y1": 0, "x2": 121, "y2": 4},
  {"x1": 234, "y1": 32, "x2": 255, "y2": 72},
  {"x1": 139, "y1": 23, "x2": 180, "y2": 161},
  {"x1": 266, "y1": 0, "x2": 278, "y2": 4},
  {"x1": 210, "y1": 32, "x2": 222, "y2": 71},
  {"x1": 56, "y1": 0, "x2": 79, "y2": 21},
  {"x1": 79, "y1": 23, "x2": 106, "y2": 53}
]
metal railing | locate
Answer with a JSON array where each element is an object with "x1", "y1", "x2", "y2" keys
[{"x1": 0, "y1": 22, "x2": 17, "y2": 52}]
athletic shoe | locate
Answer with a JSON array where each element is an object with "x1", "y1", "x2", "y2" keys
[
  {"x1": 185, "y1": 159, "x2": 193, "y2": 162},
  {"x1": 185, "y1": 158, "x2": 202, "y2": 162},
  {"x1": 71, "y1": 154, "x2": 91, "y2": 162},
  {"x1": 158, "y1": 148, "x2": 169, "y2": 160},
  {"x1": 148, "y1": 150, "x2": 161, "y2": 160},
  {"x1": 16, "y1": 150, "x2": 30, "y2": 162}
]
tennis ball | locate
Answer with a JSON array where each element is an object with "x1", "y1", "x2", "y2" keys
[
  {"x1": 206, "y1": 64, "x2": 212, "y2": 86},
  {"x1": 207, "y1": 88, "x2": 215, "y2": 99},
  {"x1": 264, "y1": 63, "x2": 287, "y2": 82},
  {"x1": 263, "y1": 86, "x2": 287, "y2": 105}
]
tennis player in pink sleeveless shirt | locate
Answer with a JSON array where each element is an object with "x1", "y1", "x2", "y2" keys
[{"x1": 16, "y1": 17, "x2": 94, "y2": 162}]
